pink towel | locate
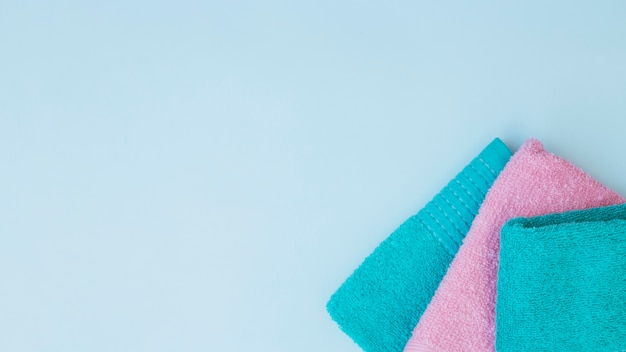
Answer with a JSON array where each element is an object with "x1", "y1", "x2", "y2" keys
[{"x1": 403, "y1": 139, "x2": 625, "y2": 352}]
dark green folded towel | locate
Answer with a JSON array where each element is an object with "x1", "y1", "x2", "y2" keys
[
  {"x1": 327, "y1": 139, "x2": 512, "y2": 352},
  {"x1": 497, "y1": 203, "x2": 626, "y2": 352}
]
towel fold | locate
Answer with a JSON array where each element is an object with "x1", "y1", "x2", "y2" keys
[
  {"x1": 403, "y1": 139, "x2": 625, "y2": 352},
  {"x1": 326, "y1": 138, "x2": 512, "y2": 352},
  {"x1": 497, "y1": 203, "x2": 626, "y2": 352}
]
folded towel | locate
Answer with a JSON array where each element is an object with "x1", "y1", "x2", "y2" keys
[
  {"x1": 497, "y1": 204, "x2": 626, "y2": 352},
  {"x1": 326, "y1": 139, "x2": 512, "y2": 352},
  {"x1": 403, "y1": 139, "x2": 625, "y2": 352}
]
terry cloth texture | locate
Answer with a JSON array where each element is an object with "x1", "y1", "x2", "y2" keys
[
  {"x1": 497, "y1": 203, "x2": 626, "y2": 352},
  {"x1": 403, "y1": 139, "x2": 625, "y2": 352},
  {"x1": 326, "y1": 138, "x2": 512, "y2": 352}
]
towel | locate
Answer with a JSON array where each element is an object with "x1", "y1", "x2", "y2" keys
[
  {"x1": 403, "y1": 139, "x2": 625, "y2": 352},
  {"x1": 497, "y1": 204, "x2": 626, "y2": 352},
  {"x1": 326, "y1": 138, "x2": 512, "y2": 352}
]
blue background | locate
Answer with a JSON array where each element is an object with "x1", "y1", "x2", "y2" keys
[{"x1": 2, "y1": 1, "x2": 626, "y2": 351}]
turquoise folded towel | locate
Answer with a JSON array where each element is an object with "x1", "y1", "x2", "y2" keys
[
  {"x1": 326, "y1": 138, "x2": 512, "y2": 352},
  {"x1": 497, "y1": 203, "x2": 626, "y2": 352}
]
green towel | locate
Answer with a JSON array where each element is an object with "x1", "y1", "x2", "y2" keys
[
  {"x1": 327, "y1": 138, "x2": 512, "y2": 352},
  {"x1": 497, "y1": 203, "x2": 626, "y2": 352}
]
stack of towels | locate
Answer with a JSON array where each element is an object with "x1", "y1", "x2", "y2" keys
[{"x1": 327, "y1": 138, "x2": 626, "y2": 352}]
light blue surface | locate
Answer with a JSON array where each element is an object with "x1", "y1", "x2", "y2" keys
[{"x1": 1, "y1": 1, "x2": 626, "y2": 351}]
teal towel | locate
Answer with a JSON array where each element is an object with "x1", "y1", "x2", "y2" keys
[
  {"x1": 327, "y1": 139, "x2": 512, "y2": 352},
  {"x1": 497, "y1": 203, "x2": 626, "y2": 352}
]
